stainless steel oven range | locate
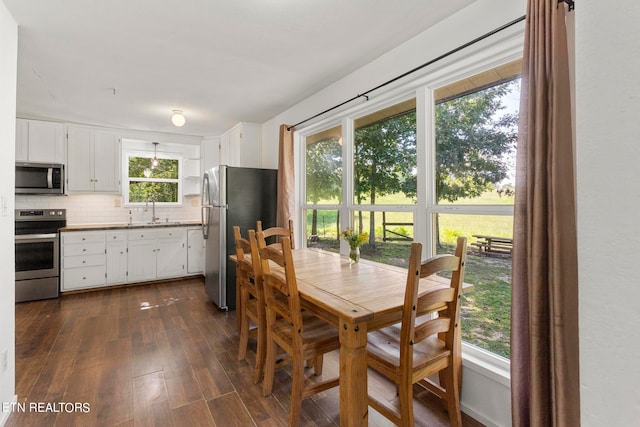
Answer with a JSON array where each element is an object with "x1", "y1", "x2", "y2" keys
[{"x1": 15, "y1": 209, "x2": 66, "y2": 303}]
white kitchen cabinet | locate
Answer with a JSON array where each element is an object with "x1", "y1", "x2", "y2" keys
[
  {"x1": 156, "y1": 228, "x2": 187, "y2": 278},
  {"x1": 15, "y1": 119, "x2": 65, "y2": 163},
  {"x1": 61, "y1": 231, "x2": 106, "y2": 291},
  {"x1": 67, "y1": 125, "x2": 121, "y2": 193},
  {"x1": 62, "y1": 226, "x2": 200, "y2": 292},
  {"x1": 219, "y1": 123, "x2": 262, "y2": 167},
  {"x1": 187, "y1": 228, "x2": 204, "y2": 274},
  {"x1": 127, "y1": 230, "x2": 157, "y2": 282},
  {"x1": 106, "y1": 231, "x2": 127, "y2": 285}
]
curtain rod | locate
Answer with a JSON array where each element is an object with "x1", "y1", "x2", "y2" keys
[{"x1": 287, "y1": 15, "x2": 527, "y2": 131}]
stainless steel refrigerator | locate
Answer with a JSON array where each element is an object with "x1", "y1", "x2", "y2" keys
[{"x1": 201, "y1": 165, "x2": 278, "y2": 310}]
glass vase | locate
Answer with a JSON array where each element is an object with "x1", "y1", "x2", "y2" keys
[{"x1": 349, "y1": 246, "x2": 360, "y2": 263}]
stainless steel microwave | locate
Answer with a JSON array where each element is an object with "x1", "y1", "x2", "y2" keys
[{"x1": 15, "y1": 162, "x2": 65, "y2": 194}]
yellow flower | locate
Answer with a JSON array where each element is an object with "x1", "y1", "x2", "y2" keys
[{"x1": 341, "y1": 228, "x2": 368, "y2": 248}]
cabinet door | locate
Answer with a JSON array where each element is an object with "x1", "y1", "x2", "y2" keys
[
  {"x1": 219, "y1": 133, "x2": 232, "y2": 166},
  {"x1": 187, "y1": 229, "x2": 204, "y2": 274},
  {"x1": 106, "y1": 237, "x2": 127, "y2": 285},
  {"x1": 94, "y1": 131, "x2": 121, "y2": 193},
  {"x1": 127, "y1": 240, "x2": 157, "y2": 282},
  {"x1": 15, "y1": 119, "x2": 29, "y2": 162},
  {"x1": 237, "y1": 123, "x2": 262, "y2": 168},
  {"x1": 156, "y1": 230, "x2": 186, "y2": 278},
  {"x1": 67, "y1": 126, "x2": 95, "y2": 192},
  {"x1": 27, "y1": 120, "x2": 65, "y2": 163}
]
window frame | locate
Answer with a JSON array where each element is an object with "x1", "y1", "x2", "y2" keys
[{"x1": 123, "y1": 149, "x2": 183, "y2": 206}]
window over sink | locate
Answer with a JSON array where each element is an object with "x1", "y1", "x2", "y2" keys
[{"x1": 124, "y1": 151, "x2": 182, "y2": 205}]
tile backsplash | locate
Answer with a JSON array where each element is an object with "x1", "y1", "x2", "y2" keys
[{"x1": 15, "y1": 194, "x2": 201, "y2": 225}]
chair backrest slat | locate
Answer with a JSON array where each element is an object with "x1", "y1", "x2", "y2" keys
[
  {"x1": 414, "y1": 317, "x2": 452, "y2": 344},
  {"x1": 415, "y1": 288, "x2": 456, "y2": 313},
  {"x1": 257, "y1": 219, "x2": 295, "y2": 249}
]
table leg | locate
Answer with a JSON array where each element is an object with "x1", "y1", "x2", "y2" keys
[{"x1": 339, "y1": 319, "x2": 368, "y2": 427}]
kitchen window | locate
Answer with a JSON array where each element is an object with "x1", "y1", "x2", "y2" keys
[{"x1": 124, "y1": 151, "x2": 182, "y2": 205}]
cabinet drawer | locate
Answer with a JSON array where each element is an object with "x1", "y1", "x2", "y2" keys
[
  {"x1": 63, "y1": 254, "x2": 105, "y2": 269},
  {"x1": 63, "y1": 232, "x2": 105, "y2": 244},
  {"x1": 62, "y1": 266, "x2": 105, "y2": 290},
  {"x1": 128, "y1": 230, "x2": 157, "y2": 241},
  {"x1": 157, "y1": 228, "x2": 185, "y2": 239},
  {"x1": 64, "y1": 242, "x2": 104, "y2": 256},
  {"x1": 106, "y1": 231, "x2": 127, "y2": 242}
]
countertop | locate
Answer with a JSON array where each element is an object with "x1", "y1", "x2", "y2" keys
[{"x1": 60, "y1": 220, "x2": 202, "y2": 232}]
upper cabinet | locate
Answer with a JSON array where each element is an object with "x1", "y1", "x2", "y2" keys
[
  {"x1": 15, "y1": 119, "x2": 65, "y2": 163},
  {"x1": 219, "y1": 123, "x2": 262, "y2": 168},
  {"x1": 67, "y1": 125, "x2": 121, "y2": 193}
]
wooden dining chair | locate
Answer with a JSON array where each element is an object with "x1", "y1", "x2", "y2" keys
[
  {"x1": 257, "y1": 232, "x2": 340, "y2": 426},
  {"x1": 367, "y1": 237, "x2": 467, "y2": 427},
  {"x1": 233, "y1": 226, "x2": 267, "y2": 384},
  {"x1": 256, "y1": 219, "x2": 294, "y2": 250}
]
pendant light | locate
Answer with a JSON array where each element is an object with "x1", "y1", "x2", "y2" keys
[{"x1": 151, "y1": 142, "x2": 159, "y2": 169}]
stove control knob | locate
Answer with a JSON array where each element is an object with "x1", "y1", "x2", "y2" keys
[
  {"x1": 57, "y1": 211, "x2": 63, "y2": 216},
  {"x1": 50, "y1": 211, "x2": 55, "y2": 215}
]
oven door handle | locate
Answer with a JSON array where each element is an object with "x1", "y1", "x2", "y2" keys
[{"x1": 15, "y1": 233, "x2": 58, "y2": 240}]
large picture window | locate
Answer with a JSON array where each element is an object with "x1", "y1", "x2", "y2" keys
[
  {"x1": 301, "y1": 59, "x2": 521, "y2": 361},
  {"x1": 125, "y1": 152, "x2": 182, "y2": 205}
]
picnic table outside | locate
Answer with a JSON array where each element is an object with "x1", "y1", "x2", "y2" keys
[{"x1": 471, "y1": 234, "x2": 513, "y2": 256}]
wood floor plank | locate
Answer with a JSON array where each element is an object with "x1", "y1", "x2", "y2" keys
[
  {"x1": 207, "y1": 392, "x2": 255, "y2": 426},
  {"x1": 171, "y1": 399, "x2": 217, "y2": 427}
]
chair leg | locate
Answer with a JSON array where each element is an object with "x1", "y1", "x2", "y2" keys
[
  {"x1": 253, "y1": 318, "x2": 266, "y2": 384},
  {"x1": 398, "y1": 374, "x2": 414, "y2": 427},
  {"x1": 313, "y1": 354, "x2": 324, "y2": 376},
  {"x1": 262, "y1": 335, "x2": 277, "y2": 397},
  {"x1": 237, "y1": 294, "x2": 249, "y2": 362},
  {"x1": 442, "y1": 366, "x2": 462, "y2": 427},
  {"x1": 289, "y1": 352, "x2": 305, "y2": 427}
]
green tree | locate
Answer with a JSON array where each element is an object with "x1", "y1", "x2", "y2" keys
[
  {"x1": 435, "y1": 81, "x2": 518, "y2": 202},
  {"x1": 128, "y1": 157, "x2": 180, "y2": 203},
  {"x1": 354, "y1": 111, "x2": 417, "y2": 244},
  {"x1": 306, "y1": 138, "x2": 342, "y2": 237}
]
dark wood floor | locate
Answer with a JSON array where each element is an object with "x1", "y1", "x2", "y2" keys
[{"x1": 9, "y1": 277, "x2": 478, "y2": 426}]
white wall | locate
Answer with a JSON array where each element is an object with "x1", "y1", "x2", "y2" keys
[
  {"x1": 576, "y1": 1, "x2": 640, "y2": 425},
  {"x1": 261, "y1": 1, "x2": 526, "y2": 425},
  {"x1": 0, "y1": 1, "x2": 17, "y2": 424}
]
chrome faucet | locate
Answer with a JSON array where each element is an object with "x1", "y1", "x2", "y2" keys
[{"x1": 145, "y1": 197, "x2": 160, "y2": 223}]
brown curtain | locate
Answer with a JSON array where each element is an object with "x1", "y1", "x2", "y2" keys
[
  {"x1": 276, "y1": 124, "x2": 294, "y2": 228},
  {"x1": 511, "y1": 1, "x2": 580, "y2": 426}
]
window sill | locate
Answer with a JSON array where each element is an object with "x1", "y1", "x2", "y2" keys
[{"x1": 462, "y1": 342, "x2": 510, "y2": 387}]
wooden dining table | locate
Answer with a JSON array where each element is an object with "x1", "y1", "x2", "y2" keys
[{"x1": 231, "y1": 247, "x2": 473, "y2": 426}]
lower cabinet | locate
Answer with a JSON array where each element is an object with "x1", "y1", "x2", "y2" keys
[
  {"x1": 61, "y1": 231, "x2": 106, "y2": 291},
  {"x1": 187, "y1": 228, "x2": 205, "y2": 274},
  {"x1": 106, "y1": 231, "x2": 128, "y2": 284},
  {"x1": 156, "y1": 229, "x2": 187, "y2": 278},
  {"x1": 61, "y1": 226, "x2": 200, "y2": 292},
  {"x1": 127, "y1": 230, "x2": 158, "y2": 282}
]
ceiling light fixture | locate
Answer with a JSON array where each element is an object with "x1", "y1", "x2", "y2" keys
[
  {"x1": 151, "y1": 142, "x2": 159, "y2": 169},
  {"x1": 171, "y1": 110, "x2": 186, "y2": 127}
]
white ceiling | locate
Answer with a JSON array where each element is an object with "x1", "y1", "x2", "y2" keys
[{"x1": 4, "y1": 0, "x2": 477, "y2": 137}]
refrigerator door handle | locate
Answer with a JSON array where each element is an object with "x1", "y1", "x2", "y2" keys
[{"x1": 201, "y1": 205, "x2": 211, "y2": 239}]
